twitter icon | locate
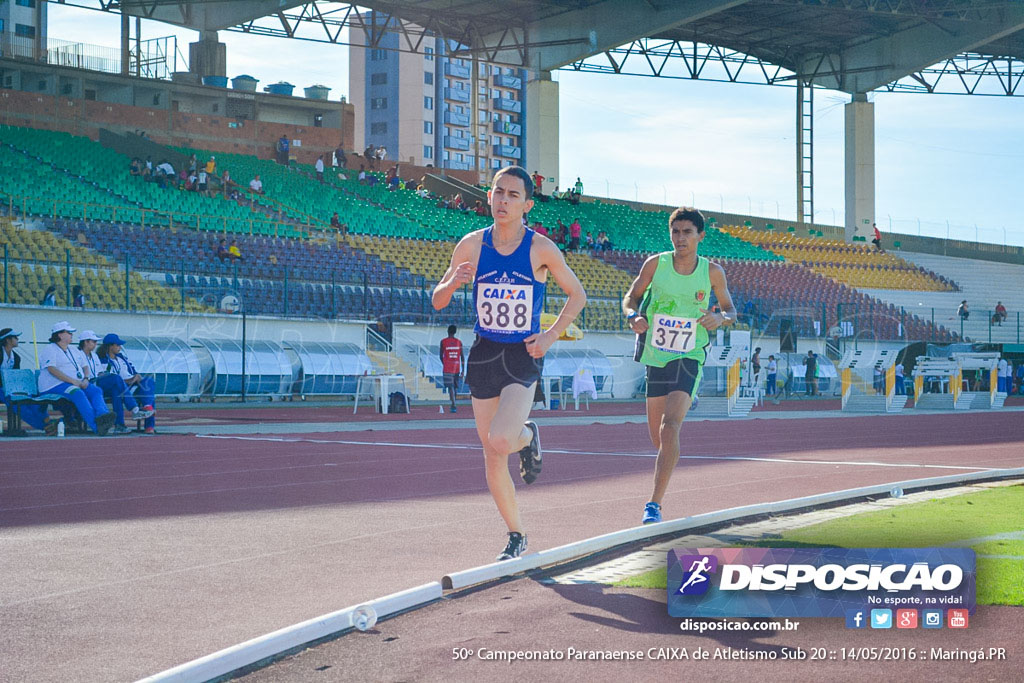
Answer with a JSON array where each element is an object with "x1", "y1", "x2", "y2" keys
[{"x1": 870, "y1": 609, "x2": 893, "y2": 629}]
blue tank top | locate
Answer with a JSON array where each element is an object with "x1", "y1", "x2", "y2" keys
[{"x1": 473, "y1": 227, "x2": 545, "y2": 343}]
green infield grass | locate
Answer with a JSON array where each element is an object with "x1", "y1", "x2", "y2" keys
[{"x1": 615, "y1": 484, "x2": 1024, "y2": 606}]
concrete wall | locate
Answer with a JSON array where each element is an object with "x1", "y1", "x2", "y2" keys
[{"x1": 526, "y1": 74, "x2": 558, "y2": 191}]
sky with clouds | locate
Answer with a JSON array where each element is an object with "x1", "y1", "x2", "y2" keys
[{"x1": 47, "y1": 4, "x2": 1024, "y2": 247}]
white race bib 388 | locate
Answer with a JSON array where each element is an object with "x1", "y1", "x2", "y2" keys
[
  {"x1": 477, "y1": 284, "x2": 532, "y2": 333},
  {"x1": 651, "y1": 315, "x2": 698, "y2": 353}
]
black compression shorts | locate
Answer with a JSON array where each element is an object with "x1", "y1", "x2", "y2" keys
[{"x1": 465, "y1": 335, "x2": 543, "y2": 400}]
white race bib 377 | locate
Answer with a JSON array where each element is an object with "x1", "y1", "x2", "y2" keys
[
  {"x1": 477, "y1": 284, "x2": 532, "y2": 333},
  {"x1": 651, "y1": 315, "x2": 698, "y2": 353}
]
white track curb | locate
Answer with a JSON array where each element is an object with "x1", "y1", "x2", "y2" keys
[
  {"x1": 140, "y1": 467, "x2": 1023, "y2": 682},
  {"x1": 137, "y1": 582, "x2": 442, "y2": 683}
]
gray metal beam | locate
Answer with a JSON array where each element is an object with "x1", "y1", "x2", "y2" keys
[
  {"x1": 116, "y1": 0, "x2": 306, "y2": 32},
  {"x1": 800, "y1": 6, "x2": 1024, "y2": 93},
  {"x1": 473, "y1": 0, "x2": 753, "y2": 71}
]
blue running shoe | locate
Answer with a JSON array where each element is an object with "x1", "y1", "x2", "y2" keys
[{"x1": 641, "y1": 501, "x2": 662, "y2": 524}]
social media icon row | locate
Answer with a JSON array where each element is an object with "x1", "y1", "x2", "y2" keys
[{"x1": 846, "y1": 608, "x2": 968, "y2": 629}]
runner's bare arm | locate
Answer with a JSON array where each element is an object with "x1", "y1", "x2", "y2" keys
[
  {"x1": 523, "y1": 238, "x2": 586, "y2": 358},
  {"x1": 432, "y1": 234, "x2": 478, "y2": 310},
  {"x1": 697, "y1": 262, "x2": 737, "y2": 330},
  {"x1": 623, "y1": 255, "x2": 659, "y2": 334}
]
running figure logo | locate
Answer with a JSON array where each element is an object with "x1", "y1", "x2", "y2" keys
[{"x1": 675, "y1": 554, "x2": 718, "y2": 595}]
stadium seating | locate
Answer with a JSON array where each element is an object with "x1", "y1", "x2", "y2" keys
[
  {"x1": 0, "y1": 126, "x2": 300, "y2": 236},
  {"x1": 1, "y1": 218, "x2": 207, "y2": 312},
  {"x1": 597, "y1": 250, "x2": 958, "y2": 342},
  {"x1": 720, "y1": 225, "x2": 957, "y2": 291}
]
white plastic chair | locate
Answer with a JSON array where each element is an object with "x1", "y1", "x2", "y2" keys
[{"x1": 573, "y1": 367, "x2": 597, "y2": 410}]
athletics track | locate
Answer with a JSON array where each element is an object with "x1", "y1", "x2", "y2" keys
[{"x1": 1, "y1": 405, "x2": 1022, "y2": 681}]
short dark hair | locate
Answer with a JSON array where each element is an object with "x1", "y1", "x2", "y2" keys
[
  {"x1": 492, "y1": 166, "x2": 534, "y2": 198},
  {"x1": 447, "y1": 325, "x2": 457, "y2": 336},
  {"x1": 669, "y1": 207, "x2": 705, "y2": 233}
]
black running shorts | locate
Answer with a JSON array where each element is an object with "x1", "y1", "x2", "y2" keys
[
  {"x1": 465, "y1": 335, "x2": 543, "y2": 400},
  {"x1": 646, "y1": 358, "x2": 702, "y2": 398}
]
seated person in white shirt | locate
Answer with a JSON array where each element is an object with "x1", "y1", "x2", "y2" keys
[
  {"x1": 249, "y1": 174, "x2": 264, "y2": 195},
  {"x1": 38, "y1": 321, "x2": 115, "y2": 436},
  {"x1": 77, "y1": 330, "x2": 153, "y2": 435}
]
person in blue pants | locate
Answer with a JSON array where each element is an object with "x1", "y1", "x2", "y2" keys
[
  {"x1": 78, "y1": 330, "x2": 153, "y2": 434},
  {"x1": 100, "y1": 333, "x2": 157, "y2": 434},
  {"x1": 1, "y1": 327, "x2": 50, "y2": 433},
  {"x1": 38, "y1": 322, "x2": 114, "y2": 436}
]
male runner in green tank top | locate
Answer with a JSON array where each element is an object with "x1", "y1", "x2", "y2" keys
[{"x1": 622, "y1": 207, "x2": 737, "y2": 524}]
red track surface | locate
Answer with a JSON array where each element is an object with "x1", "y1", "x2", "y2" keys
[{"x1": 1, "y1": 411, "x2": 1022, "y2": 681}]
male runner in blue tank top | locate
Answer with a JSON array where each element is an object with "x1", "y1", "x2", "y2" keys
[
  {"x1": 622, "y1": 207, "x2": 736, "y2": 524},
  {"x1": 433, "y1": 166, "x2": 586, "y2": 561}
]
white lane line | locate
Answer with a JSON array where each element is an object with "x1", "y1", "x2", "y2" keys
[{"x1": 195, "y1": 434, "x2": 995, "y2": 471}]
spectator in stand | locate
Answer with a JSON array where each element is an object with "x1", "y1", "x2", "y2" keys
[
  {"x1": 473, "y1": 200, "x2": 488, "y2": 216},
  {"x1": 873, "y1": 364, "x2": 884, "y2": 394},
  {"x1": 197, "y1": 168, "x2": 209, "y2": 196},
  {"x1": 994, "y1": 301, "x2": 1007, "y2": 326},
  {"x1": 376, "y1": 145, "x2": 388, "y2": 163},
  {"x1": 363, "y1": 145, "x2": 376, "y2": 170},
  {"x1": 205, "y1": 156, "x2": 216, "y2": 175},
  {"x1": 315, "y1": 154, "x2": 325, "y2": 183},
  {"x1": 72, "y1": 285, "x2": 86, "y2": 309},
  {"x1": 583, "y1": 231, "x2": 594, "y2": 250},
  {"x1": 129, "y1": 158, "x2": 144, "y2": 176},
  {"x1": 222, "y1": 170, "x2": 239, "y2": 199},
  {"x1": 574, "y1": 177, "x2": 584, "y2": 195},
  {"x1": 38, "y1": 322, "x2": 114, "y2": 436},
  {"x1": 0, "y1": 328, "x2": 50, "y2": 434},
  {"x1": 531, "y1": 171, "x2": 545, "y2": 197},
  {"x1": 805, "y1": 350, "x2": 818, "y2": 396},
  {"x1": 249, "y1": 174, "x2": 264, "y2": 195},
  {"x1": 186, "y1": 171, "x2": 197, "y2": 191},
  {"x1": 894, "y1": 360, "x2": 905, "y2": 395},
  {"x1": 596, "y1": 230, "x2": 611, "y2": 251},
  {"x1": 532, "y1": 221, "x2": 547, "y2": 237},
  {"x1": 957, "y1": 300, "x2": 970, "y2": 321},
  {"x1": 358, "y1": 165, "x2": 368, "y2": 184},
  {"x1": 188, "y1": 154, "x2": 198, "y2": 174},
  {"x1": 99, "y1": 333, "x2": 157, "y2": 434},
  {"x1": 228, "y1": 239, "x2": 244, "y2": 262},
  {"x1": 872, "y1": 222, "x2": 883, "y2": 251},
  {"x1": 144, "y1": 157, "x2": 153, "y2": 178},
  {"x1": 439, "y1": 324, "x2": 464, "y2": 413},
  {"x1": 329, "y1": 212, "x2": 347, "y2": 234},
  {"x1": 766, "y1": 355, "x2": 778, "y2": 396},
  {"x1": 157, "y1": 159, "x2": 174, "y2": 179},
  {"x1": 276, "y1": 135, "x2": 290, "y2": 166},
  {"x1": 216, "y1": 239, "x2": 230, "y2": 263},
  {"x1": 41, "y1": 285, "x2": 57, "y2": 307},
  {"x1": 335, "y1": 145, "x2": 347, "y2": 168},
  {"x1": 569, "y1": 217, "x2": 582, "y2": 251}
]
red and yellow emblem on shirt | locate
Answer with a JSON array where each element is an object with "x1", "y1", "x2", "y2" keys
[{"x1": 695, "y1": 290, "x2": 707, "y2": 303}]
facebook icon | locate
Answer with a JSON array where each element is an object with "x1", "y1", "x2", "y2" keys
[{"x1": 845, "y1": 609, "x2": 867, "y2": 629}]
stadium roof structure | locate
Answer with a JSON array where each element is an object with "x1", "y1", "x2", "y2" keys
[{"x1": 67, "y1": 0, "x2": 1024, "y2": 96}]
